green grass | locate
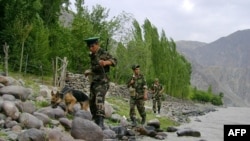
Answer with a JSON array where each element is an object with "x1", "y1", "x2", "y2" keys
[
  {"x1": 9, "y1": 71, "x2": 53, "y2": 85},
  {"x1": 106, "y1": 96, "x2": 179, "y2": 129},
  {"x1": 0, "y1": 131, "x2": 7, "y2": 139},
  {"x1": 34, "y1": 101, "x2": 50, "y2": 109}
]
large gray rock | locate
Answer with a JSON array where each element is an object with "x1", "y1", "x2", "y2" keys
[
  {"x1": 177, "y1": 128, "x2": 201, "y2": 137},
  {"x1": 59, "y1": 117, "x2": 72, "y2": 130},
  {"x1": 15, "y1": 101, "x2": 36, "y2": 114},
  {"x1": 4, "y1": 119, "x2": 18, "y2": 128},
  {"x1": 4, "y1": 76, "x2": 22, "y2": 86},
  {"x1": 2, "y1": 101, "x2": 20, "y2": 120},
  {"x1": 17, "y1": 128, "x2": 47, "y2": 141},
  {"x1": 39, "y1": 85, "x2": 51, "y2": 99},
  {"x1": 33, "y1": 112, "x2": 51, "y2": 126},
  {"x1": 74, "y1": 110, "x2": 92, "y2": 120},
  {"x1": 103, "y1": 129, "x2": 117, "y2": 139},
  {"x1": 104, "y1": 102, "x2": 114, "y2": 118},
  {"x1": 36, "y1": 106, "x2": 65, "y2": 119},
  {"x1": 0, "y1": 76, "x2": 8, "y2": 86},
  {"x1": 19, "y1": 113, "x2": 43, "y2": 129},
  {"x1": 2, "y1": 94, "x2": 16, "y2": 101},
  {"x1": 0, "y1": 85, "x2": 32, "y2": 101},
  {"x1": 48, "y1": 129, "x2": 77, "y2": 141},
  {"x1": 71, "y1": 117, "x2": 104, "y2": 141},
  {"x1": 147, "y1": 118, "x2": 160, "y2": 129}
]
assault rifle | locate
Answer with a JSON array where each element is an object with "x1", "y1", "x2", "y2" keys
[{"x1": 105, "y1": 38, "x2": 109, "y2": 51}]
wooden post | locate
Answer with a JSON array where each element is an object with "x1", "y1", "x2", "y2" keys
[
  {"x1": 52, "y1": 58, "x2": 55, "y2": 86},
  {"x1": 55, "y1": 57, "x2": 58, "y2": 87},
  {"x1": 53, "y1": 57, "x2": 68, "y2": 88},
  {"x1": 3, "y1": 42, "x2": 9, "y2": 76},
  {"x1": 24, "y1": 54, "x2": 28, "y2": 75},
  {"x1": 59, "y1": 57, "x2": 68, "y2": 88}
]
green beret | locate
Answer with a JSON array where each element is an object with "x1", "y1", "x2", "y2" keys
[
  {"x1": 84, "y1": 37, "x2": 99, "y2": 46},
  {"x1": 132, "y1": 64, "x2": 140, "y2": 70}
]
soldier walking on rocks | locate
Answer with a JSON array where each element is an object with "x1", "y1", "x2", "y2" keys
[
  {"x1": 84, "y1": 37, "x2": 117, "y2": 129},
  {"x1": 127, "y1": 64, "x2": 148, "y2": 126},
  {"x1": 151, "y1": 78, "x2": 164, "y2": 114}
]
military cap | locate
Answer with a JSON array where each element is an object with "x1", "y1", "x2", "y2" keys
[
  {"x1": 84, "y1": 37, "x2": 99, "y2": 46},
  {"x1": 155, "y1": 78, "x2": 159, "y2": 82},
  {"x1": 132, "y1": 64, "x2": 140, "y2": 70}
]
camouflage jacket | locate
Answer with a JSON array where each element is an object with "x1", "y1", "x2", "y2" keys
[
  {"x1": 151, "y1": 83, "x2": 163, "y2": 98},
  {"x1": 89, "y1": 47, "x2": 117, "y2": 82},
  {"x1": 127, "y1": 74, "x2": 147, "y2": 95}
]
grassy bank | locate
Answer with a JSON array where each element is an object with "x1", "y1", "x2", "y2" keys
[{"x1": 106, "y1": 97, "x2": 180, "y2": 129}]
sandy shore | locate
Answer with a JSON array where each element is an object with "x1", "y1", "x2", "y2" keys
[{"x1": 138, "y1": 107, "x2": 250, "y2": 141}]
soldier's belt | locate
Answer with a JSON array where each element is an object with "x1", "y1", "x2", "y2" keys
[
  {"x1": 131, "y1": 93, "x2": 144, "y2": 99},
  {"x1": 93, "y1": 73, "x2": 108, "y2": 76}
]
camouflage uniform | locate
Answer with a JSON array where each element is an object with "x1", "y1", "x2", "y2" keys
[
  {"x1": 127, "y1": 73, "x2": 147, "y2": 125},
  {"x1": 89, "y1": 47, "x2": 117, "y2": 121},
  {"x1": 151, "y1": 82, "x2": 163, "y2": 114}
]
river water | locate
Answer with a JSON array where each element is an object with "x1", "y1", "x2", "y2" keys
[{"x1": 138, "y1": 107, "x2": 250, "y2": 141}]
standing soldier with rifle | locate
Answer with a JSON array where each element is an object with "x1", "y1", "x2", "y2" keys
[
  {"x1": 127, "y1": 64, "x2": 148, "y2": 126},
  {"x1": 151, "y1": 78, "x2": 164, "y2": 114},
  {"x1": 84, "y1": 37, "x2": 117, "y2": 129}
]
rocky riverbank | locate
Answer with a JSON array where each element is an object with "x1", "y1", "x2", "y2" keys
[
  {"x1": 0, "y1": 75, "x2": 219, "y2": 141},
  {"x1": 139, "y1": 106, "x2": 250, "y2": 141},
  {"x1": 160, "y1": 95, "x2": 218, "y2": 123}
]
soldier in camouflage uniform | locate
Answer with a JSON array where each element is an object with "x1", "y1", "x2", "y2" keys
[
  {"x1": 84, "y1": 37, "x2": 117, "y2": 129},
  {"x1": 127, "y1": 64, "x2": 148, "y2": 126},
  {"x1": 151, "y1": 78, "x2": 164, "y2": 114}
]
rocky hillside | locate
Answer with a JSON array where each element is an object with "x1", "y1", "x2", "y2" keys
[{"x1": 176, "y1": 29, "x2": 250, "y2": 107}]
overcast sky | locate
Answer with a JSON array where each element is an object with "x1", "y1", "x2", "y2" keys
[{"x1": 70, "y1": 0, "x2": 250, "y2": 43}]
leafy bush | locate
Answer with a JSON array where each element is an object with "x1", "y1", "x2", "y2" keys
[
  {"x1": 211, "y1": 95, "x2": 223, "y2": 105},
  {"x1": 191, "y1": 90, "x2": 212, "y2": 103},
  {"x1": 190, "y1": 88, "x2": 223, "y2": 106}
]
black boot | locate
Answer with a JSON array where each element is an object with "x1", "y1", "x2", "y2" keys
[
  {"x1": 95, "y1": 116, "x2": 105, "y2": 130},
  {"x1": 131, "y1": 117, "x2": 137, "y2": 126},
  {"x1": 158, "y1": 107, "x2": 161, "y2": 114},
  {"x1": 141, "y1": 116, "x2": 146, "y2": 125}
]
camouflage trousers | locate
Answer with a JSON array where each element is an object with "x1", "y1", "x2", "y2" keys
[
  {"x1": 152, "y1": 97, "x2": 162, "y2": 112},
  {"x1": 129, "y1": 96, "x2": 146, "y2": 119},
  {"x1": 89, "y1": 81, "x2": 109, "y2": 119}
]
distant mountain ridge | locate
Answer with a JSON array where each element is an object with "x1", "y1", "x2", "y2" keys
[{"x1": 176, "y1": 29, "x2": 250, "y2": 107}]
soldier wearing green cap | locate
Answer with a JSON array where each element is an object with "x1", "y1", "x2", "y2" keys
[
  {"x1": 151, "y1": 78, "x2": 164, "y2": 114},
  {"x1": 84, "y1": 37, "x2": 117, "y2": 129},
  {"x1": 127, "y1": 64, "x2": 148, "y2": 126}
]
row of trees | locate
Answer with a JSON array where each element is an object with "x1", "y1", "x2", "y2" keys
[{"x1": 0, "y1": 0, "x2": 214, "y2": 100}]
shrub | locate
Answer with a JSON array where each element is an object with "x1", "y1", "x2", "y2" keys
[
  {"x1": 211, "y1": 95, "x2": 223, "y2": 106},
  {"x1": 190, "y1": 88, "x2": 223, "y2": 106},
  {"x1": 191, "y1": 91, "x2": 211, "y2": 103}
]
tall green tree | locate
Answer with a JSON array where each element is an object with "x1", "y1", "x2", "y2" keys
[
  {"x1": 68, "y1": 2, "x2": 125, "y2": 73},
  {"x1": 25, "y1": 16, "x2": 50, "y2": 74},
  {"x1": 0, "y1": 0, "x2": 192, "y2": 99},
  {"x1": 0, "y1": 0, "x2": 43, "y2": 72}
]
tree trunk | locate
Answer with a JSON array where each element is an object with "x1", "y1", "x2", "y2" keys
[
  {"x1": 19, "y1": 41, "x2": 25, "y2": 73},
  {"x1": 3, "y1": 42, "x2": 9, "y2": 76}
]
